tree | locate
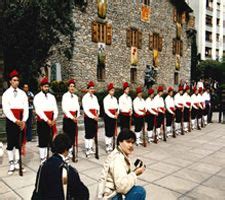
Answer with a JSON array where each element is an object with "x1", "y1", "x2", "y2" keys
[{"x1": 0, "y1": 0, "x2": 75, "y2": 91}]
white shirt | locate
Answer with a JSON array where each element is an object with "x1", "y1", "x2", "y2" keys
[
  {"x1": 62, "y1": 92, "x2": 80, "y2": 119},
  {"x1": 197, "y1": 94, "x2": 205, "y2": 109},
  {"x1": 145, "y1": 97, "x2": 157, "y2": 115},
  {"x1": 197, "y1": 81, "x2": 204, "y2": 89},
  {"x1": 202, "y1": 91, "x2": 210, "y2": 103},
  {"x1": 165, "y1": 95, "x2": 175, "y2": 114},
  {"x1": 183, "y1": 93, "x2": 191, "y2": 108},
  {"x1": 103, "y1": 94, "x2": 118, "y2": 119},
  {"x1": 2, "y1": 86, "x2": 29, "y2": 123},
  {"x1": 133, "y1": 97, "x2": 145, "y2": 116},
  {"x1": 82, "y1": 92, "x2": 100, "y2": 119},
  {"x1": 191, "y1": 94, "x2": 199, "y2": 109},
  {"x1": 153, "y1": 94, "x2": 165, "y2": 113},
  {"x1": 174, "y1": 93, "x2": 184, "y2": 108},
  {"x1": 118, "y1": 93, "x2": 132, "y2": 114},
  {"x1": 33, "y1": 91, "x2": 58, "y2": 121}
]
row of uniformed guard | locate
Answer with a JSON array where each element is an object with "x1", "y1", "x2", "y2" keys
[{"x1": 2, "y1": 70, "x2": 211, "y2": 175}]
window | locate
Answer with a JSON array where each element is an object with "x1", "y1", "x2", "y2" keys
[
  {"x1": 206, "y1": 15, "x2": 213, "y2": 26},
  {"x1": 206, "y1": 31, "x2": 212, "y2": 42},
  {"x1": 149, "y1": 33, "x2": 163, "y2": 51},
  {"x1": 142, "y1": 0, "x2": 150, "y2": 6},
  {"x1": 206, "y1": 0, "x2": 213, "y2": 10},
  {"x1": 126, "y1": 27, "x2": 142, "y2": 49},
  {"x1": 174, "y1": 72, "x2": 179, "y2": 85},
  {"x1": 172, "y1": 39, "x2": 183, "y2": 56},
  {"x1": 173, "y1": 8, "x2": 185, "y2": 24},
  {"x1": 97, "y1": 63, "x2": 105, "y2": 81},
  {"x1": 217, "y1": 18, "x2": 220, "y2": 26},
  {"x1": 130, "y1": 68, "x2": 137, "y2": 83},
  {"x1": 92, "y1": 21, "x2": 112, "y2": 45},
  {"x1": 216, "y1": 34, "x2": 220, "y2": 42},
  {"x1": 205, "y1": 47, "x2": 212, "y2": 57}
]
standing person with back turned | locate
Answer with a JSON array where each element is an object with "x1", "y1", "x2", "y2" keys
[
  {"x1": 33, "y1": 77, "x2": 58, "y2": 163},
  {"x1": 119, "y1": 82, "x2": 133, "y2": 131},
  {"x1": 32, "y1": 134, "x2": 89, "y2": 200},
  {"x1": 82, "y1": 81, "x2": 100, "y2": 157},
  {"x1": 97, "y1": 129, "x2": 146, "y2": 200},
  {"x1": 103, "y1": 83, "x2": 119, "y2": 153},
  {"x1": 62, "y1": 79, "x2": 80, "y2": 161},
  {"x1": 2, "y1": 70, "x2": 28, "y2": 175}
]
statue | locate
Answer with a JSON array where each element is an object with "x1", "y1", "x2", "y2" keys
[{"x1": 144, "y1": 65, "x2": 157, "y2": 89}]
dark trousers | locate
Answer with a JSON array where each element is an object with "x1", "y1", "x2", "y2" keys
[
  {"x1": 120, "y1": 115, "x2": 131, "y2": 131},
  {"x1": 134, "y1": 116, "x2": 144, "y2": 132},
  {"x1": 63, "y1": 118, "x2": 77, "y2": 145},
  {"x1": 191, "y1": 108, "x2": 198, "y2": 120},
  {"x1": 37, "y1": 121, "x2": 52, "y2": 148},
  {"x1": 166, "y1": 111, "x2": 173, "y2": 126},
  {"x1": 184, "y1": 107, "x2": 190, "y2": 122},
  {"x1": 6, "y1": 118, "x2": 23, "y2": 150},
  {"x1": 219, "y1": 104, "x2": 225, "y2": 123},
  {"x1": 175, "y1": 108, "x2": 182, "y2": 123},
  {"x1": 84, "y1": 117, "x2": 97, "y2": 139},
  {"x1": 26, "y1": 109, "x2": 33, "y2": 141},
  {"x1": 156, "y1": 113, "x2": 164, "y2": 128},
  {"x1": 146, "y1": 114, "x2": 154, "y2": 131},
  {"x1": 104, "y1": 115, "x2": 116, "y2": 137}
]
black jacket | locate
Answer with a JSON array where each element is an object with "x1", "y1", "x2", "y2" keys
[{"x1": 32, "y1": 154, "x2": 89, "y2": 200}]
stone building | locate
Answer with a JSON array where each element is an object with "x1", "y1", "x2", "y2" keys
[{"x1": 49, "y1": 0, "x2": 193, "y2": 90}]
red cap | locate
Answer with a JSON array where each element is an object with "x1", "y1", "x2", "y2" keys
[
  {"x1": 123, "y1": 82, "x2": 129, "y2": 90},
  {"x1": 178, "y1": 86, "x2": 183, "y2": 91},
  {"x1": 40, "y1": 77, "x2": 49, "y2": 86},
  {"x1": 157, "y1": 86, "x2": 164, "y2": 93},
  {"x1": 87, "y1": 81, "x2": 95, "y2": 88},
  {"x1": 185, "y1": 85, "x2": 190, "y2": 91},
  {"x1": 107, "y1": 83, "x2": 114, "y2": 91},
  {"x1": 9, "y1": 70, "x2": 19, "y2": 79},
  {"x1": 148, "y1": 88, "x2": 154, "y2": 95},
  {"x1": 168, "y1": 87, "x2": 174, "y2": 92},
  {"x1": 136, "y1": 86, "x2": 142, "y2": 94},
  {"x1": 68, "y1": 79, "x2": 75, "y2": 85},
  {"x1": 193, "y1": 86, "x2": 197, "y2": 92},
  {"x1": 198, "y1": 87, "x2": 203, "y2": 93}
]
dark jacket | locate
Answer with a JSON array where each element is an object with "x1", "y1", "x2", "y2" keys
[{"x1": 32, "y1": 154, "x2": 89, "y2": 200}]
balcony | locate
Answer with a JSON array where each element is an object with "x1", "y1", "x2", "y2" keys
[
  {"x1": 206, "y1": 8, "x2": 213, "y2": 16},
  {"x1": 205, "y1": 41, "x2": 213, "y2": 48},
  {"x1": 206, "y1": 25, "x2": 213, "y2": 32}
]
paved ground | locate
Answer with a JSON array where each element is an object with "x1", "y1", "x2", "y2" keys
[{"x1": 0, "y1": 114, "x2": 225, "y2": 200}]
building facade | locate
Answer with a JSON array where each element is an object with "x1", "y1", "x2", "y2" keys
[
  {"x1": 187, "y1": 0, "x2": 225, "y2": 60},
  {"x1": 49, "y1": 0, "x2": 193, "y2": 90}
]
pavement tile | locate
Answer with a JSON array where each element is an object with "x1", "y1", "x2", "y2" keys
[
  {"x1": 0, "y1": 191, "x2": 22, "y2": 199},
  {"x1": 188, "y1": 162, "x2": 222, "y2": 175},
  {"x1": 172, "y1": 168, "x2": 212, "y2": 184},
  {"x1": 149, "y1": 162, "x2": 181, "y2": 174},
  {"x1": 186, "y1": 185, "x2": 225, "y2": 200},
  {"x1": 202, "y1": 175, "x2": 225, "y2": 191},
  {"x1": 217, "y1": 168, "x2": 225, "y2": 178},
  {"x1": 16, "y1": 185, "x2": 34, "y2": 200},
  {"x1": 155, "y1": 175, "x2": 198, "y2": 194},
  {"x1": 162, "y1": 157, "x2": 193, "y2": 168},
  {"x1": 139, "y1": 169, "x2": 167, "y2": 183},
  {"x1": 0, "y1": 180, "x2": 11, "y2": 194}
]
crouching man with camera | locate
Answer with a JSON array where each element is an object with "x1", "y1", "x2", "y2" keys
[{"x1": 97, "y1": 128, "x2": 146, "y2": 200}]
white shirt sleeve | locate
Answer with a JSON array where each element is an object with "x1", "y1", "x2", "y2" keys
[
  {"x1": 104, "y1": 97, "x2": 115, "y2": 118},
  {"x1": 33, "y1": 95, "x2": 48, "y2": 122},
  {"x1": 22, "y1": 93, "x2": 29, "y2": 122},
  {"x1": 62, "y1": 94, "x2": 74, "y2": 120},
  {"x1": 2, "y1": 92, "x2": 17, "y2": 123}
]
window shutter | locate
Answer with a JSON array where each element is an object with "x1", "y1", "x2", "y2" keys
[
  {"x1": 92, "y1": 21, "x2": 98, "y2": 43},
  {"x1": 173, "y1": 8, "x2": 177, "y2": 23},
  {"x1": 153, "y1": 33, "x2": 159, "y2": 50},
  {"x1": 158, "y1": 35, "x2": 163, "y2": 51},
  {"x1": 149, "y1": 32, "x2": 153, "y2": 50},
  {"x1": 106, "y1": 23, "x2": 112, "y2": 45},
  {"x1": 126, "y1": 28, "x2": 132, "y2": 47},
  {"x1": 180, "y1": 40, "x2": 183, "y2": 56},
  {"x1": 137, "y1": 30, "x2": 142, "y2": 49},
  {"x1": 172, "y1": 38, "x2": 176, "y2": 55}
]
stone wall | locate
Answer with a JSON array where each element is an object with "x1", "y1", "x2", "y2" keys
[{"x1": 49, "y1": 0, "x2": 191, "y2": 90}]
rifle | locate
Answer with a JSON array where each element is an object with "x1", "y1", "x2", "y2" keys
[
  {"x1": 162, "y1": 114, "x2": 167, "y2": 142},
  {"x1": 143, "y1": 117, "x2": 147, "y2": 147},
  {"x1": 19, "y1": 112, "x2": 23, "y2": 176},
  {"x1": 72, "y1": 123, "x2": 78, "y2": 163},
  {"x1": 153, "y1": 115, "x2": 158, "y2": 144},
  {"x1": 95, "y1": 120, "x2": 99, "y2": 159},
  {"x1": 113, "y1": 119, "x2": 118, "y2": 150},
  {"x1": 172, "y1": 114, "x2": 176, "y2": 138},
  {"x1": 181, "y1": 109, "x2": 184, "y2": 135},
  {"x1": 188, "y1": 109, "x2": 191, "y2": 132}
]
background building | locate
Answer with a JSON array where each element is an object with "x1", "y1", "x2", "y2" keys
[{"x1": 186, "y1": 0, "x2": 225, "y2": 60}]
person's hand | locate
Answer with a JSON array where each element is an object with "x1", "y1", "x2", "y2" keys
[
  {"x1": 47, "y1": 119, "x2": 52, "y2": 126},
  {"x1": 20, "y1": 121, "x2": 26, "y2": 130},
  {"x1": 129, "y1": 110, "x2": 132, "y2": 116},
  {"x1": 73, "y1": 117, "x2": 78, "y2": 123},
  {"x1": 15, "y1": 120, "x2": 22, "y2": 126},
  {"x1": 94, "y1": 116, "x2": 99, "y2": 121},
  {"x1": 134, "y1": 165, "x2": 146, "y2": 176}
]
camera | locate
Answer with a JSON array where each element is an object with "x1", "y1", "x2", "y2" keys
[{"x1": 134, "y1": 159, "x2": 146, "y2": 168}]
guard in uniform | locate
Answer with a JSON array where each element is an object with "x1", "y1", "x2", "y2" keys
[
  {"x1": 103, "y1": 83, "x2": 118, "y2": 153},
  {"x1": 202, "y1": 88, "x2": 210, "y2": 125},
  {"x1": 153, "y1": 86, "x2": 165, "y2": 140},
  {"x1": 191, "y1": 86, "x2": 200, "y2": 130},
  {"x1": 145, "y1": 88, "x2": 157, "y2": 142},
  {"x1": 118, "y1": 82, "x2": 132, "y2": 130},
  {"x1": 174, "y1": 86, "x2": 184, "y2": 134},
  {"x1": 183, "y1": 85, "x2": 192, "y2": 132},
  {"x1": 133, "y1": 87, "x2": 146, "y2": 145},
  {"x1": 165, "y1": 87, "x2": 175, "y2": 137},
  {"x1": 2, "y1": 70, "x2": 28, "y2": 175},
  {"x1": 198, "y1": 87, "x2": 205, "y2": 127},
  {"x1": 62, "y1": 79, "x2": 80, "y2": 159},
  {"x1": 82, "y1": 81, "x2": 100, "y2": 157},
  {"x1": 33, "y1": 77, "x2": 58, "y2": 163}
]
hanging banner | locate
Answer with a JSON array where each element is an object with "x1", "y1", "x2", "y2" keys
[
  {"x1": 97, "y1": 0, "x2": 108, "y2": 19},
  {"x1": 175, "y1": 54, "x2": 181, "y2": 70},
  {"x1": 141, "y1": 4, "x2": 150, "y2": 23},
  {"x1": 153, "y1": 49, "x2": 159, "y2": 67},
  {"x1": 131, "y1": 46, "x2": 138, "y2": 66},
  {"x1": 98, "y1": 43, "x2": 106, "y2": 65}
]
